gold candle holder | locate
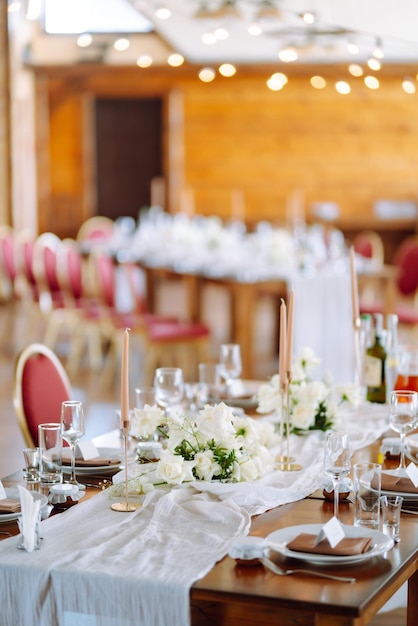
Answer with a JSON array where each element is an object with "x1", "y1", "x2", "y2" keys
[{"x1": 276, "y1": 375, "x2": 302, "y2": 472}]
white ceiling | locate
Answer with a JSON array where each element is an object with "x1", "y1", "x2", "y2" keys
[{"x1": 20, "y1": 0, "x2": 418, "y2": 67}]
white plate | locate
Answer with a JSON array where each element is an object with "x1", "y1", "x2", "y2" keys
[
  {"x1": 380, "y1": 469, "x2": 418, "y2": 500},
  {"x1": 0, "y1": 489, "x2": 48, "y2": 524},
  {"x1": 266, "y1": 524, "x2": 393, "y2": 565},
  {"x1": 62, "y1": 447, "x2": 122, "y2": 476}
]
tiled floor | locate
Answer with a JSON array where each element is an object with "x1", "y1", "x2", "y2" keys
[{"x1": 0, "y1": 293, "x2": 409, "y2": 625}]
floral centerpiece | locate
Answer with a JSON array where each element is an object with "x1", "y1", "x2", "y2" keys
[
  {"x1": 257, "y1": 347, "x2": 362, "y2": 434},
  {"x1": 119, "y1": 402, "x2": 279, "y2": 495}
]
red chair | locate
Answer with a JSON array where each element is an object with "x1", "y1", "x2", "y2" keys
[
  {"x1": 76, "y1": 216, "x2": 115, "y2": 246},
  {"x1": 88, "y1": 247, "x2": 211, "y2": 383},
  {"x1": 353, "y1": 230, "x2": 384, "y2": 264},
  {"x1": 13, "y1": 343, "x2": 72, "y2": 447}
]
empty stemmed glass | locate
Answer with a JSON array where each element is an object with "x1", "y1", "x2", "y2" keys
[
  {"x1": 388, "y1": 390, "x2": 418, "y2": 473},
  {"x1": 154, "y1": 367, "x2": 184, "y2": 416},
  {"x1": 218, "y1": 344, "x2": 242, "y2": 398},
  {"x1": 60, "y1": 400, "x2": 85, "y2": 486},
  {"x1": 323, "y1": 431, "x2": 351, "y2": 519}
]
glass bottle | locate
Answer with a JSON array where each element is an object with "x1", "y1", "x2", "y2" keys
[
  {"x1": 394, "y1": 345, "x2": 418, "y2": 393},
  {"x1": 385, "y1": 314, "x2": 399, "y2": 401},
  {"x1": 364, "y1": 313, "x2": 386, "y2": 403},
  {"x1": 359, "y1": 313, "x2": 373, "y2": 387}
]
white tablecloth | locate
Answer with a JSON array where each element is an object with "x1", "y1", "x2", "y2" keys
[{"x1": 0, "y1": 404, "x2": 390, "y2": 626}]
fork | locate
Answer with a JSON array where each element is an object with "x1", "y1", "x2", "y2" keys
[{"x1": 261, "y1": 557, "x2": 356, "y2": 583}]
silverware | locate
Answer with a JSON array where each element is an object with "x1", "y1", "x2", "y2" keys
[{"x1": 261, "y1": 557, "x2": 356, "y2": 583}]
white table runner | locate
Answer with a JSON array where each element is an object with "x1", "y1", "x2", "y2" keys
[{"x1": 0, "y1": 403, "x2": 390, "y2": 626}]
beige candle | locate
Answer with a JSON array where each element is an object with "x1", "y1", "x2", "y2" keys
[
  {"x1": 286, "y1": 289, "x2": 294, "y2": 378},
  {"x1": 349, "y1": 247, "x2": 360, "y2": 326},
  {"x1": 121, "y1": 328, "x2": 130, "y2": 432},
  {"x1": 279, "y1": 299, "x2": 287, "y2": 389}
]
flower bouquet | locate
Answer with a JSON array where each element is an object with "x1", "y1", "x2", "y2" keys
[
  {"x1": 257, "y1": 347, "x2": 362, "y2": 434},
  {"x1": 114, "y1": 402, "x2": 279, "y2": 496}
]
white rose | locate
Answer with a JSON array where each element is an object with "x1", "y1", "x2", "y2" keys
[
  {"x1": 249, "y1": 419, "x2": 280, "y2": 448},
  {"x1": 131, "y1": 405, "x2": 164, "y2": 439},
  {"x1": 291, "y1": 403, "x2": 316, "y2": 429},
  {"x1": 156, "y1": 450, "x2": 195, "y2": 485},
  {"x1": 239, "y1": 458, "x2": 260, "y2": 482},
  {"x1": 334, "y1": 383, "x2": 363, "y2": 408},
  {"x1": 193, "y1": 450, "x2": 219, "y2": 481},
  {"x1": 257, "y1": 375, "x2": 281, "y2": 413},
  {"x1": 195, "y1": 402, "x2": 236, "y2": 439}
]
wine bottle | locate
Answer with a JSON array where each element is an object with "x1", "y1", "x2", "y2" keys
[{"x1": 364, "y1": 313, "x2": 386, "y2": 403}]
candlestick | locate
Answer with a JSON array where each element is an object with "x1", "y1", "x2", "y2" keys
[
  {"x1": 279, "y1": 299, "x2": 287, "y2": 392},
  {"x1": 111, "y1": 328, "x2": 141, "y2": 512},
  {"x1": 286, "y1": 289, "x2": 294, "y2": 379},
  {"x1": 349, "y1": 247, "x2": 360, "y2": 328}
]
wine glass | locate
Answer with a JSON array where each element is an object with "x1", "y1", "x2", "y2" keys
[
  {"x1": 323, "y1": 431, "x2": 351, "y2": 519},
  {"x1": 60, "y1": 400, "x2": 85, "y2": 487},
  {"x1": 154, "y1": 367, "x2": 184, "y2": 416},
  {"x1": 388, "y1": 389, "x2": 418, "y2": 472},
  {"x1": 218, "y1": 344, "x2": 242, "y2": 398}
]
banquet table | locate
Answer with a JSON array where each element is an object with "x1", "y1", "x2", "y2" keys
[{"x1": 0, "y1": 405, "x2": 417, "y2": 626}]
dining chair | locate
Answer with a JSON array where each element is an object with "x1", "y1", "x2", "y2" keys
[
  {"x1": 76, "y1": 216, "x2": 115, "y2": 245},
  {"x1": 353, "y1": 230, "x2": 385, "y2": 265},
  {"x1": 88, "y1": 247, "x2": 211, "y2": 383},
  {"x1": 13, "y1": 343, "x2": 72, "y2": 447}
]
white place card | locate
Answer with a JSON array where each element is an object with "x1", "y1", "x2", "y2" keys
[
  {"x1": 314, "y1": 516, "x2": 346, "y2": 548},
  {"x1": 76, "y1": 440, "x2": 100, "y2": 460},
  {"x1": 406, "y1": 462, "x2": 418, "y2": 488},
  {"x1": 0, "y1": 480, "x2": 7, "y2": 500}
]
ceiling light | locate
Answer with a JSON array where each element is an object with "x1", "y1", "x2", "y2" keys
[
  {"x1": 402, "y1": 77, "x2": 416, "y2": 94},
  {"x1": 137, "y1": 54, "x2": 153, "y2": 68},
  {"x1": 310, "y1": 75, "x2": 326, "y2": 89},
  {"x1": 346, "y1": 40, "x2": 360, "y2": 55},
  {"x1": 77, "y1": 33, "x2": 93, "y2": 48},
  {"x1": 114, "y1": 38, "x2": 130, "y2": 52},
  {"x1": 335, "y1": 81, "x2": 351, "y2": 95},
  {"x1": 300, "y1": 11, "x2": 316, "y2": 25},
  {"x1": 219, "y1": 63, "x2": 237, "y2": 77},
  {"x1": 364, "y1": 76, "x2": 379, "y2": 90},
  {"x1": 214, "y1": 27, "x2": 229, "y2": 40},
  {"x1": 348, "y1": 64, "x2": 363, "y2": 77},
  {"x1": 267, "y1": 73, "x2": 287, "y2": 91},
  {"x1": 367, "y1": 57, "x2": 381, "y2": 71},
  {"x1": 202, "y1": 31, "x2": 217, "y2": 45},
  {"x1": 168, "y1": 53, "x2": 184, "y2": 67},
  {"x1": 199, "y1": 67, "x2": 216, "y2": 82},
  {"x1": 373, "y1": 38, "x2": 384, "y2": 59},
  {"x1": 278, "y1": 45, "x2": 298, "y2": 62},
  {"x1": 155, "y1": 5, "x2": 171, "y2": 20},
  {"x1": 248, "y1": 22, "x2": 262, "y2": 36}
]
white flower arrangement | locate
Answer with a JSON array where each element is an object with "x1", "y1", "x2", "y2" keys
[
  {"x1": 257, "y1": 347, "x2": 362, "y2": 434},
  {"x1": 116, "y1": 402, "x2": 278, "y2": 495}
]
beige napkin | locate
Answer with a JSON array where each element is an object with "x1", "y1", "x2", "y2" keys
[
  {"x1": 286, "y1": 533, "x2": 372, "y2": 556},
  {"x1": 380, "y1": 472, "x2": 418, "y2": 494},
  {"x1": 0, "y1": 499, "x2": 21, "y2": 514},
  {"x1": 61, "y1": 456, "x2": 120, "y2": 467}
]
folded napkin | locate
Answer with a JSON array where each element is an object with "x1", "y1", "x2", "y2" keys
[
  {"x1": 286, "y1": 533, "x2": 372, "y2": 556},
  {"x1": 17, "y1": 485, "x2": 41, "y2": 552},
  {"x1": 379, "y1": 472, "x2": 418, "y2": 494},
  {"x1": 61, "y1": 456, "x2": 120, "y2": 467},
  {"x1": 0, "y1": 499, "x2": 21, "y2": 514}
]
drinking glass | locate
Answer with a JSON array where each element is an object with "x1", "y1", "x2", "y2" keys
[
  {"x1": 388, "y1": 390, "x2": 418, "y2": 472},
  {"x1": 323, "y1": 431, "x2": 351, "y2": 519},
  {"x1": 60, "y1": 400, "x2": 85, "y2": 486},
  {"x1": 218, "y1": 344, "x2": 242, "y2": 397},
  {"x1": 154, "y1": 367, "x2": 184, "y2": 416}
]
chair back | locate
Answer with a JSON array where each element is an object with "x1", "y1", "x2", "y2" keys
[
  {"x1": 353, "y1": 230, "x2": 384, "y2": 264},
  {"x1": 56, "y1": 238, "x2": 85, "y2": 302},
  {"x1": 13, "y1": 343, "x2": 72, "y2": 447},
  {"x1": 76, "y1": 216, "x2": 115, "y2": 244},
  {"x1": 394, "y1": 236, "x2": 418, "y2": 296}
]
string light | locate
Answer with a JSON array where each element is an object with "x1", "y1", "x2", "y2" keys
[
  {"x1": 219, "y1": 63, "x2": 237, "y2": 77},
  {"x1": 364, "y1": 76, "x2": 379, "y2": 90},
  {"x1": 114, "y1": 38, "x2": 130, "y2": 51},
  {"x1": 335, "y1": 81, "x2": 351, "y2": 94},
  {"x1": 137, "y1": 54, "x2": 153, "y2": 67},
  {"x1": 402, "y1": 77, "x2": 416, "y2": 94},
  {"x1": 348, "y1": 64, "x2": 363, "y2": 77},
  {"x1": 310, "y1": 75, "x2": 326, "y2": 89},
  {"x1": 278, "y1": 45, "x2": 298, "y2": 62},
  {"x1": 367, "y1": 57, "x2": 381, "y2": 71},
  {"x1": 199, "y1": 67, "x2": 216, "y2": 82},
  {"x1": 167, "y1": 53, "x2": 184, "y2": 67}
]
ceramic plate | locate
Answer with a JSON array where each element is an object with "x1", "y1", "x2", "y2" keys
[
  {"x1": 266, "y1": 524, "x2": 393, "y2": 565},
  {"x1": 0, "y1": 488, "x2": 48, "y2": 524},
  {"x1": 62, "y1": 447, "x2": 122, "y2": 476},
  {"x1": 380, "y1": 469, "x2": 418, "y2": 500}
]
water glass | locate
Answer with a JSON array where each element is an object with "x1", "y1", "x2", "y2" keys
[
  {"x1": 23, "y1": 447, "x2": 40, "y2": 483},
  {"x1": 135, "y1": 387, "x2": 156, "y2": 409},
  {"x1": 353, "y1": 462, "x2": 381, "y2": 529},
  {"x1": 38, "y1": 423, "x2": 62, "y2": 485},
  {"x1": 198, "y1": 363, "x2": 222, "y2": 403},
  {"x1": 154, "y1": 367, "x2": 184, "y2": 415},
  {"x1": 380, "y1": 495, "x2": 403, "y2": 543}
]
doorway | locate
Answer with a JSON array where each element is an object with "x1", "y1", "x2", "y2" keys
[{"x1": 94, "y1": 98, "x2": 163, "y2": 221}]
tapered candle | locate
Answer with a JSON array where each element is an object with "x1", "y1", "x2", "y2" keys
[
  {"x1": 279, "y1": 299, "x2": 287, "y2": 390},
  {"x1": 286, "y1": 289, "x2": 294, "y2": 379},
  {"x1": 121, "y1": 328, "x2": 130, "y2": 432},
  {"x1": 349, "y1": 247, "x2": 360, "y2": 327}
]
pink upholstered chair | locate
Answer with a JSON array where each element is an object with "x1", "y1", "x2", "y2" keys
[
  {"x1": 13, "y1": 343, "x2": 72, "y2": 447},
  {"x1": 76, "y1": 216, "x2": 115, "y2": 245}
]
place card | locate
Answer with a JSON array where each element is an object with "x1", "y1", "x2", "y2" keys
[
  {"x1": 314, "y1": 516, "x2": 346, "y2": 548},
  {"x1": 0, "y1": 480, "x2": 7, "y2": 500},
  {"x1": 76, "y1": 440, "x2": 100, "y2": 461},
  {"x1": 406, "y1": 462, "x2": 418, "y2": 488}
]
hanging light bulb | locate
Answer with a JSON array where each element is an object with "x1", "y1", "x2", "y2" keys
[
  {"x1": 300, "y1": 11, "x2": 316, "y2": 25},
  {"x1": 367, "y1": 57, "x2": 381, "y2": 71},
  {"x1": 278, "y1": 44, "x2": 298, "y2": 62},
  {"x1": 155, "y1": 4, "x2": 171, "y2": 20},
  {"x1": 364, "y1": 76, "x2": 380, "y2": 90},
  {"x1": 348, "y1": 64, "x2": 363, "y2": 77},
  {"x1": 114, "y1": 38, "x2": 130, "y2": 52},
  {"x1": 199, "y1": 67, "x2": 216, "y2": 82},
  {"x1": 335, "y1": 81, "x2": 351, "y2": 95},
  {"x1": 310, "y1": 75, "x2": 326, "y2": 89},
  {"x1": 373, "y1": 38, "x2": 384, "y2": 59},
  {"x1": 346, "y1": 39, "x2": 360, "y2": 55},
  {"x1": 402, "y1": 77, "x2": 416, "y2": 94}
]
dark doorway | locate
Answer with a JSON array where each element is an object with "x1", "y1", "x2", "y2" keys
[{"x1": 94, "y1": 98, "x2": 163, "y2": 221}]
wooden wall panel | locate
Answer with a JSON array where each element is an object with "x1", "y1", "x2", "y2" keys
[{"x1": 33, "y1": 66, "x2": 418, "y2": 248}]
